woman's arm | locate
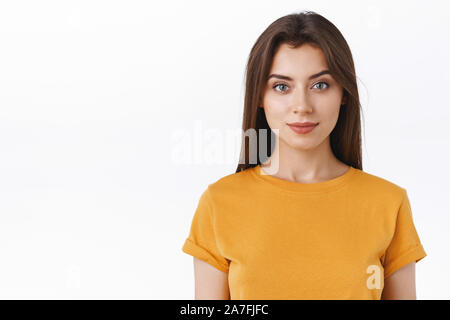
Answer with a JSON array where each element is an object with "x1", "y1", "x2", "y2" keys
[
  {"x1": 193, "y1": 257, "x2": 230, "y2": 299},
  {"x1": 381, "y1": 262, "x2": 417, "y2": 300}
]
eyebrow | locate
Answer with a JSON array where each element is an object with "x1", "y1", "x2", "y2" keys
[{"x1": 267, "y1": 70, "x2": 331, "y2": 82}]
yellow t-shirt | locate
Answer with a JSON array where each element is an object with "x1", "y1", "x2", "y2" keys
[{"x1": 182, "y1": 165, "x2": 427, "y2": 300}]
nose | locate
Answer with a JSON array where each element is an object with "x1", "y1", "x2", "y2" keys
[{"x1": 291, "y1": 88, "x2": 312, "y2": 114}]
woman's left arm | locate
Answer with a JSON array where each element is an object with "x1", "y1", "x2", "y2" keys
[{"x1": 381, "y1": 262, "x2": 416, "y2": 300}]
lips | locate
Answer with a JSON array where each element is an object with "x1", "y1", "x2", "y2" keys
[
  {"x1": 287, "y1": 122, "x2": 318, "y2": 127},
  {"x1": 287, "y1": 122, "x2": 318, "y2": 134}
]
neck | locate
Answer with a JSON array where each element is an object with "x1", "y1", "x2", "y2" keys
[{"x1": 260, "y1": 135, "x2": 347, "y2": 183}]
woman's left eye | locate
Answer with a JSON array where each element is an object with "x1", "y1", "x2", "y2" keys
[{"x1": 313, "y1": 82, "x2": 329, "y2": 90}]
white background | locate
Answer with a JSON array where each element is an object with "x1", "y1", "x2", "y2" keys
[{"x1": 0, "y1": 0, "x2": 448, "y2": 299}]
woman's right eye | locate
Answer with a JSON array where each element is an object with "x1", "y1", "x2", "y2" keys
[{"x1": 273, "y1": 83, "x2": 289, "y2": 93}]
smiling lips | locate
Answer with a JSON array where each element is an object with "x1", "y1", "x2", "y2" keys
[{"x1": 287, "y1": 122, "x2": 318, "y2": 134}]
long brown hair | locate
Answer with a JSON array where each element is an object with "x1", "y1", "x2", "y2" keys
[{"x1": 235, "y1": 11, "x2": 363, "y2": 173}]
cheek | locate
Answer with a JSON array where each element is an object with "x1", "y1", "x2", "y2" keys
[
  {"x1": 262, "y1": 95, "x2": 287, "y2": 125},
  {"x1": 263, "y1": 105, "x2": 287, "y2": 130},
  {"x1": 263, "y1": 91, "x2": 287, "y2": 113},
  {"x1": 316, "y1": 104, "x2": 341, "y2": 126},
  {"x1": 313, "y1": 91, "x2": 342, "y2": 123}
]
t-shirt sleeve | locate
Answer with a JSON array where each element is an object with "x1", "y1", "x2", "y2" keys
[
  {"x1": 382, "y1": 188, "x2": 427, "y2": 278},
  {"x1": 182, "y1": 187, "x2": 230, "y2": 273}
]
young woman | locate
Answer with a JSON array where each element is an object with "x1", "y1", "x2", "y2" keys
[{"x1": 182, "y1": 11, "x2": 426, "y2": 300}]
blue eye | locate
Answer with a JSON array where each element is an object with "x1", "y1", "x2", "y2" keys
[
  {"x1": 273, "y1": 83, "x2": 289, "y2": 93},
  {"x1": 313, "y1": 82, "x2": 329, "y2": 90}
]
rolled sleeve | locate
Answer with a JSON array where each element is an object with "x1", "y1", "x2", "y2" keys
[
  {"x1": 182, "y1": 187, "x2": 230, "y2": 273},
  {"x1": 382, "y1": 188, "x2": 427, "y2": 278}
]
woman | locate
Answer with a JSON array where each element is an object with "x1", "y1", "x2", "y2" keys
[{"x1": 182, "y1": 11, "x2": 426, "y2": 300}]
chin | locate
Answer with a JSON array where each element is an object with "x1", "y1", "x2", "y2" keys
[
  {"x1": 290, "y1": 141, "x2": 319, "y2": 151},
  {"x1": 281, "y1": 136, "x2": 321, "y2": 151}
]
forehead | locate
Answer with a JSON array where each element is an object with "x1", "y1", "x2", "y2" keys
[{"x1": 269, "y1": 43, "x2": 328, "y2": 78}]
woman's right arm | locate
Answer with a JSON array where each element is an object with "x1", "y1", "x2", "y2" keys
[{"x1": 193, "y1": 257, "x2": 230, "y2": 299}]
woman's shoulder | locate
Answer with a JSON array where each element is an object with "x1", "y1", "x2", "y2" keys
[
  {"x1": 205, "y1": 166, "x2": 257, "y2": 196},
  {"x1": 353, "y1": 167, "x2": 407, "y2": 199}
]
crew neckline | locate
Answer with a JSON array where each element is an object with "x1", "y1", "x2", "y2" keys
[{"x1": 249, "y1": 164, "x2": 357, "y2": 193}]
